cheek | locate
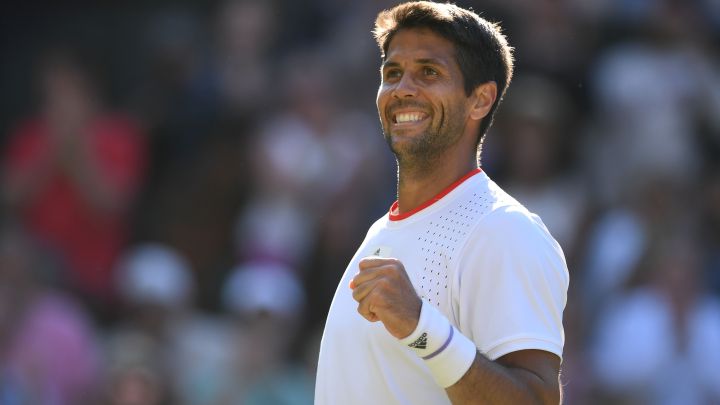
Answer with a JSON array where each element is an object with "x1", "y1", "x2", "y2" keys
[
  {"x1": 376, "y1": 89, "x2": 390, "y2": 120},
  {"x1": 376, "y1": 87, "x2": 388, "y2": 108}
]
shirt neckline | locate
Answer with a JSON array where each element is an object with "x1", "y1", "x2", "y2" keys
[{"x1": 389, "y1": 168, "x2": 482, "y2": 221}]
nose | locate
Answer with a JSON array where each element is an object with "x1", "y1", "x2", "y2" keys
[{"x1": 392, "y1": 74, "x2": 417, "y2": 98}]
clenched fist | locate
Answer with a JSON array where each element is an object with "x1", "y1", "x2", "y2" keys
[{"x1": 349, "y1": 257, "x2": 422, "y2": 339}]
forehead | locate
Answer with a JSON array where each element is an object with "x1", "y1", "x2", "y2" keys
[{"x1": 384, "y1": 28, "x2": 457, "y2": 63}]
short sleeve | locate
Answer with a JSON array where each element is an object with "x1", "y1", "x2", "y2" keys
[{"x1": 454, "y1": 205, "x2": 569, "y2": 361}]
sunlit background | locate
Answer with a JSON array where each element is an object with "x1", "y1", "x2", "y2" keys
[{"x1": 1, "y1": 0, "x2": 719, "y2": 404}]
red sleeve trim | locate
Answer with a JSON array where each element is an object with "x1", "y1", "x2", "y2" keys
[{"x1": 389, "y1": 168, "x2": 482, "y2": 221}]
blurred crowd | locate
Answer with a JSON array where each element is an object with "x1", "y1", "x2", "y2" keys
[{"x1": 0, "y1": 0, "x2": 719, "y2": 404}]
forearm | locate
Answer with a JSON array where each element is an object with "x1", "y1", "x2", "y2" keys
[{"x1": 446, "y1": 351, "x2": 560, "y2": 405}]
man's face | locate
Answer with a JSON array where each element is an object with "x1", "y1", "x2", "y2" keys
[{"x1": 376, "y1": 28, "x2": 473, "y2": 165}]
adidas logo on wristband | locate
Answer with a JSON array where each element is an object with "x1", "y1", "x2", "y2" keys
[
  {"x1": 408, "y1": 333, "x2": 428, "y2": 349},
  {"x1": 399, "y1": 301, "x2": 477, "y2": 388}
]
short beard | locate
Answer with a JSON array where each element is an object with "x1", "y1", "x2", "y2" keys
[
  {"x1": 386, "y1": 128, "x2": 444, "y2": 173},
  {"x1": 383, "y1": 106, "x2": 465, "y2": 174}
]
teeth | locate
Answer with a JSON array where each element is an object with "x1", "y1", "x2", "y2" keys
[{"x1": 395, "y1": 112, "x2": 424, "y2": 123}]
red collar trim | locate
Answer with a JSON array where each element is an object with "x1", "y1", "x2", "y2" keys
[{"x1": 389, "y1": 168, "x2": 482, "y2": 221}]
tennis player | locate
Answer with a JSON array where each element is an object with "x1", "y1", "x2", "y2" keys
[{"x1": 315, "y1": 2, "x2": 569, "y2": 404}]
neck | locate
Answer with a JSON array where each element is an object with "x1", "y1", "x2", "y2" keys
[{"x1": 396, "y1": 155, "x2": 477, "y2": 215}]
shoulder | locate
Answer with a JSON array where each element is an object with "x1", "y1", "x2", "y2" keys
[
  {"x1": 3, "y1": 119, "x2": 49, "y2": 165},
  {"x1": 468, "y1": 174, "x2": 560, "y2": 248},
  {"x1": 459, "y1": 200, "x2": 569, "y2": 287},
  {"x1": 451, "y1": 195, "x2": 569, "y2": 359},
  {"x1": 366, "y1": 213, "x2": 390, "y2": 237},
  {"x1": 371, "y1": 211, "x2": 389, "y2": 228},
  {"x1": 5, "y1": 118, "x2": 46, "y2": 146},
  {"x1": 481, "y1": 204, "x2": 555, "y2": 244}
]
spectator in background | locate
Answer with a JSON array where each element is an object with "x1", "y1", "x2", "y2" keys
[
  {"x1": 109, "y1": 243, "x2": 195, "y2": 405},
  {"x1": 106, "y1": 244, "x2": 192, "y2": 405},
  {"x1": 104, "y1": 332, "x2": 169, "y2": 405},
  {"x1": 495, "y1": 74, "x2": 588, "y2": 262},
  {"x1": 702, "y1": 167, "x2": 720, "y2": 294},
  {"x1": 130, "y1": 7, "x2": 217, "y2": 163},
  {"x1": 111, "y1": 243, "x2": 243, "y2": 405},
  {"x1": 0, "y1": 226, "x2": 102, "y2": 405},
  {"x1": 590, "y1": 233, "x2": 720, "y2": 404},
  {"x1": 214, "y1": 0, "x2": 278, "y2": 118},
  {"x1": 580, "y1": 174, "x2": 692, "y2": 317},
  {"x1": 583, "y1": 0, "x2": 720, "y2": 206},
  {"x1": 236, "y1": 48, "x2": 390, "y2": 267},
  {"x1": 113, "y1": 244, "x2": 195, "y2": 342},
  {"x1": 222, "y1": 262, "x2": 313, "y2": 405},
  {"x1": 1, "y1": 48, "x2": 147, "y2": 310}
]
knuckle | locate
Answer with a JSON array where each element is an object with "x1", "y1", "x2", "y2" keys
[
  {"x1": 382, "y1": 268, "x2": 401, "y2": 281},
  {"x1": 375, "y1": 277, "x2": 391, "y2": 291},
  {"x1": 386, "y1": 258, "x2": 403, "y2": 271}
]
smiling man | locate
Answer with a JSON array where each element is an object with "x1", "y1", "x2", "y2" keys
[{"x1": 315, "y1": 2, "x2": 569, "y2": 404}]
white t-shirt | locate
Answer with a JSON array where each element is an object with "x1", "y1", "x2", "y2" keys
[{"x1": 315, "y1": 169, "x2": 569, "y2": 405}]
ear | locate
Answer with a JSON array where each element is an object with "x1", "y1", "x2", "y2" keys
[{"x1": 469, "y1": 81, "x2": 497, "y2": 121}]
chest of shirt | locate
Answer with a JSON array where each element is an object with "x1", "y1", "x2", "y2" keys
[{"x1": 331, "y1": 216, "x2": 474, "y2": 331}]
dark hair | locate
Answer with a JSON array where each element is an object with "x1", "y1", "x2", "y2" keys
[{"x1": 373, "y1": 1, "x2": 514, "y2": 159}]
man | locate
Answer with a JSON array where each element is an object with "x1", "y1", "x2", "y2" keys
[
  {"x1": 2, "y1": 48, "x2": 146, "y2": 308},
  {"x1": 315, "y1": 2, "x2": 568, "y2": 404}
]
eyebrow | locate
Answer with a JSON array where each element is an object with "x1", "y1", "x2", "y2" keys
[{"x1": 381, "y1": 58, "x2": 447, "y2": 69}]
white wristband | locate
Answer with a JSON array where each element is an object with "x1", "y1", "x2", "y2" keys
[{"x1": 399, "y1": 300, "x2": 477, "y2": 388}]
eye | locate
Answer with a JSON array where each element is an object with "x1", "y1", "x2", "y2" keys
[
  {"x1": 423, "y1": 67, "x2": 438, "y2": 76},
  {"x1": 385, "y1": 68, "x2": 402, "y2": 80}
]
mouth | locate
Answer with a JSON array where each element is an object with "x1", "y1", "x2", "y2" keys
[{"x1": 390, "y1": 110, "x2": 429, "y2": 127}]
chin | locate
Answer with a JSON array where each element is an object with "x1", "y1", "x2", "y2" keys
[
  {"x1": 383, "y1": 128, "x2": 431, "y2": 156},
  {"x1": 388, "y1": 137, "x2": 423, "y2": 160}
]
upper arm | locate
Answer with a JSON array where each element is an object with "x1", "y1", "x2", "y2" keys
[{"x1": 455, "y1": 205, "x2": 569, "y2": 360}]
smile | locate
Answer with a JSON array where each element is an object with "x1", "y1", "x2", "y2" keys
[{"x1": 392, "y1": 111, "x2": 428, "y2": 125}]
